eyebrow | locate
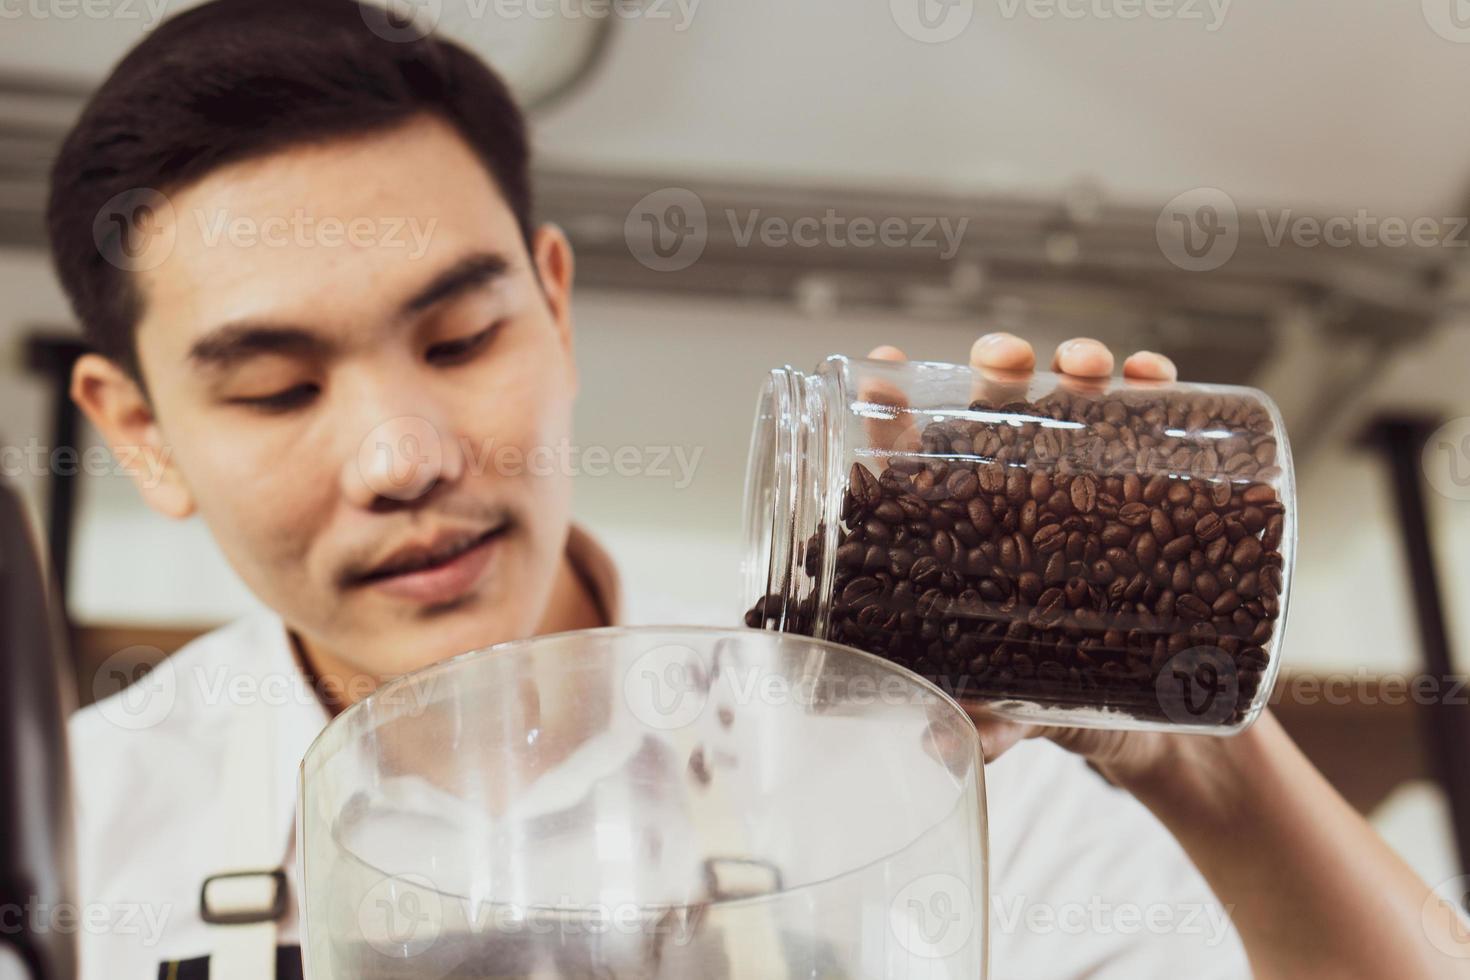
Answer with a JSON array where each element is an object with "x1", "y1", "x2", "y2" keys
[
  {"x1": 185, "y1": 251, "x2": 513, "y2": 371},
  {"x1": 187, "y1": 323, "x2": 332, "y2": 370},
  {"x1": 401, "y1": 252, "x2": 511, "y2": 315}
]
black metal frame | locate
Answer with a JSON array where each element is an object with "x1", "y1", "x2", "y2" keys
[
  {"x1": 22, "y1": 335, "x2": 89, "y2": 613},
  {"x1": 1366, "y1": 417, "x2": 1470, "y2": 877}
]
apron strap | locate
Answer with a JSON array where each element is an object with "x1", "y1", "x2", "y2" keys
[{"x1": 200, "y1": 692, "x2": 283, "y2": 979}]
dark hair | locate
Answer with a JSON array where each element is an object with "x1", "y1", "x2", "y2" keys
[{"x1": 46, "y1": 0, "x2": 533, "y2": 385}]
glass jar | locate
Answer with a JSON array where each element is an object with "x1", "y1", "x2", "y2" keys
[
  {"x1": 299, "y1": 626, "x2": 987, "y2": 979},
  {"x1": 742, "y1": 355, "x2": 1295, "y2": 734}
]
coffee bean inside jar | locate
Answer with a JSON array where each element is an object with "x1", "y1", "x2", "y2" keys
[{"x1": 742, "y1": 356, "x2": 1295, "y2": 733}]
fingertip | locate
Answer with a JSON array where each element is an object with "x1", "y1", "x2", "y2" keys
[
  {"x1": 1053, "y1": 338, "x2": 1115, "y2": 379},
  {"x1": 970, "y1": 332, "x2": 1036, "y2": 371},
  {"x1": 868, "y1": 345, "x2": 907, "y2": 363},
  {"x1": 1122, "y1": 351, "x2": 1178, "y2": 382}
]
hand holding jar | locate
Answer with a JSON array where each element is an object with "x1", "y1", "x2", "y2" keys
[
  {"x1": 747, "y1": 333, "x2": 1467, "y2": 980},
  {"x1": 743, "y1": 335, "x2": 1292, "y2": 744}
]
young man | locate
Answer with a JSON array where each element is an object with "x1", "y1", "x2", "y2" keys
[{"x1": 47, "y1": 1, "x2": 1466, "y2": 977}]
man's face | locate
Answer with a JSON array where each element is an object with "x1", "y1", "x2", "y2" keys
[{"x1": 121, "y1": 116, "x2": 578, "y2": 679}]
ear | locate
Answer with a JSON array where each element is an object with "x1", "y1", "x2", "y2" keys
[
  {"x1": 70, "y1": 353, "x2": 196, "y2": 520},
  {"x1": 532, "y1": 223, "x2": 576, "y2": 364}
]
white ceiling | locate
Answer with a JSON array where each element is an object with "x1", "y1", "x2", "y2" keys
[
  {"x1": 536, "y1": 0, "x2": 1470, "y2": 217},
  {"x1": 5, "y1": 0, "x2": 1469, "y2": 216}
]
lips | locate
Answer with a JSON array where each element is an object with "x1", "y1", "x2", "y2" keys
[
  {"x1": 358, "y1": 527, "x2": 500, "y2": 583},
  {"x1": 349, "y1": 525, "x2": 507, "y2": 605}
]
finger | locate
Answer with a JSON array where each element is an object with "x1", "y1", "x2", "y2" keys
[
  {"x1": 920, "y1": 712, "x2": 982, "y2": 778},
  {"x1": 960, "y1": 707, "x2": 1039, "y2": 763},
  {"x1": 967, "y1": 333, "x2": 1037, "y2": 409},
  {"x1": 1051, "y1": 337, "x2": 1116, "y2": 379},
  {"x1": 975, "y1": 720, "x2": 1028, "y2": 763},
  {"x1": 860, "y1": 347, "x2": 922, "y2": 460},
  {"x1": 969, "y1": 332, "x2": 1036, "y2": 373},
  {"x1": 1121, "y1": 350, "x2": 1178, "y2": 383}
]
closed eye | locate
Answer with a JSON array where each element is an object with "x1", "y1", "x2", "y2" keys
[
  {"x1": 427, "y1": 323, "x2": 502, "y2": 366},
  {"x1": 228, "y1": 384, "x2": 319, "y2": 414}
]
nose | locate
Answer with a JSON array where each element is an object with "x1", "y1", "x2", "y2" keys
[{"x1": 340, "y1": 394, "x2": 467, "y2": 510}]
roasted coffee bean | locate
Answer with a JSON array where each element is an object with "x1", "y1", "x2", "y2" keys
[
  {"x1": 841, "y1": 576, "x2": 881, "y2": 607},
  {"x1": 1194, "y1": 513, "x2": 1224, "y2": 543},
  {"x1": 1118, "y1": 502, "x2": 1150, "y2": 527},
  {"x1": 1019, "y1": 499, "x2": 1039, "y2": 536},
  {"x1": 946, "y1": 468, "x2": 980, "y2": 501},
  {"x1": 1176, "y1": 594, "x2": 1212, "y2": 620},
  {"x1": 1213, "y1": 590, "x2": 1241, "y2": 615},
  {"x1": 1162, "y1": 534, "x2": 1195, "y2": 562},
  {"x1": 850, "y1": 463, "x2": 880, "y2": 510},
  {"x1": 1104, "y1": 547, "x2": 1137, "y2": 577},
  {"x1": 1134, "y1": 531, "x2": 1159, "y2": 566},
  {"x1": 836, "y1": 541, "x2": 866, "y2": 569},
  {"x1": 1239, "y1": 483, "x2": 1273, "y2": 506},
  {"x1": 1034, "y1": 524, "x2": 1066, "y2": 555},
  {"x1": 917, "y1": 588, "x2": 949, "y2": 619},
  {"x1": 1263, "y1": 514, "x2": 1284, "y2": 552},
  {"x1": 932, "y1": 530, "x2": 958, "y2": 565},
  {"x1": 873, "y1": 499, "x2": 904, "y2": 524},
  {"x1": 1006, "y1": 469, "x2": 1029, "y2": 503},
  {"x1": 966, "y1": 496, "x2": 994, "y2": 533},
  {"x1": 1195, "y1": 570, "x2": 1221, "y2": 604},
  {"x1": 1232, "y1": 537, "x2": 1263, "y2": 570},
  {"x1": 1150, "y1": 508, "x2": 1174, "y2": 542},
  {"x1": 911, "y1": 556, "x2": 942, "y2": 588},
  {"x1": 1018, "y1": 571, "x2": 1043, "y2": 603},
  {"x1": 1031, "y1": 587, "x2": 1067, "y2": 628},
  {"x1": 1071, "y1": 474, "x2": 1098, "y2": 514},
  {"x1": 863, "y1": 518, "x2": 892, "y2": 543}
]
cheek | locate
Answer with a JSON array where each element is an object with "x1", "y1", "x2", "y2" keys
[
  {"x1": 171, "y1": 415, "x2": 329, "y2": 562},
  {"x1": 458, "y1": 332, "x2": 577, "y2": 480}
]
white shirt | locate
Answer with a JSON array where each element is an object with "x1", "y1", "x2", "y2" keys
[{"x1": 69, "y1": 531, "x2": 1251, "y2": 979}]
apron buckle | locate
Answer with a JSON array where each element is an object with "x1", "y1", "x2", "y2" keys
[{"x1": 200, "y1": 868, "x2": 288, "y2": 926}]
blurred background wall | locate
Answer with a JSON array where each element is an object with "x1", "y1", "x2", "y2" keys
[{"x1": 4, "y1": 0, "x2": 1470, "y2": 893}]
